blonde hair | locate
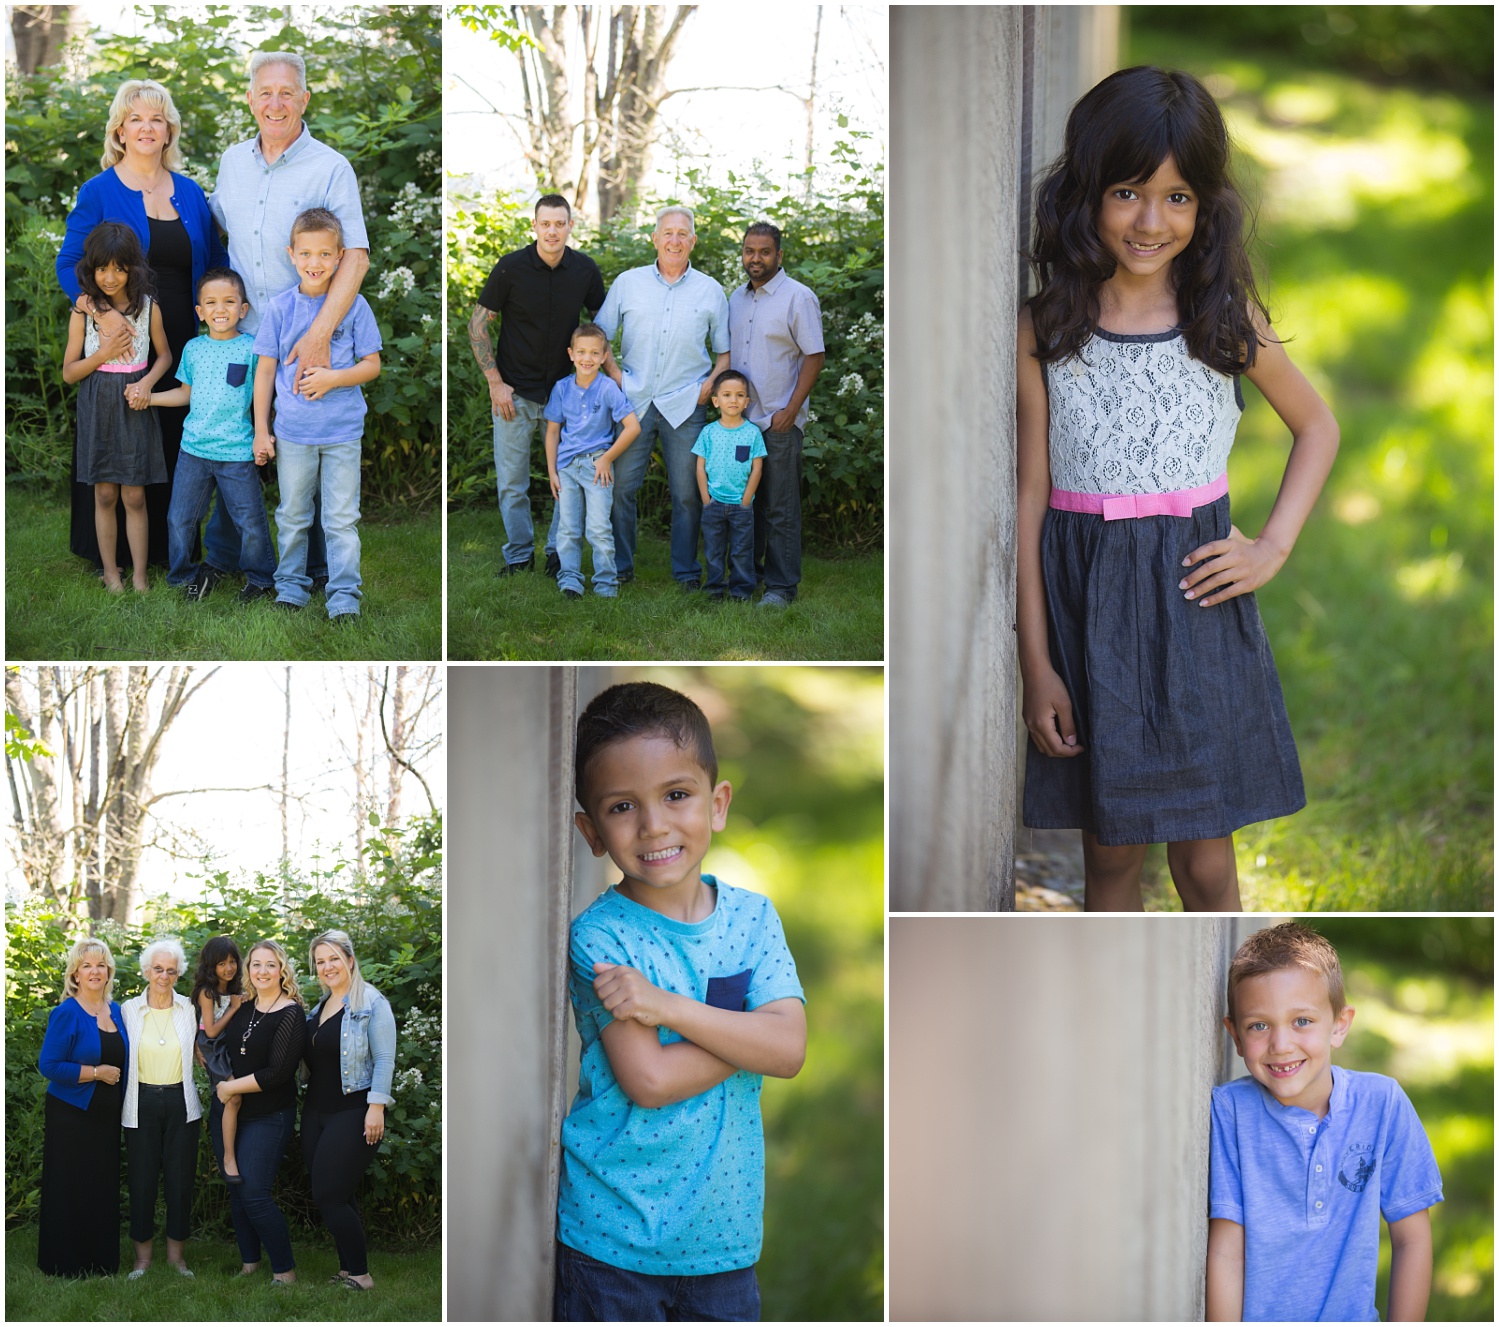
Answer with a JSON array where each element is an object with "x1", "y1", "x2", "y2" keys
[
  {"x1": 101, "y1": 80, "x2": 184, "y2": 172},
  {"x1": 1226, "y1": 922, "x2": 1346, "y2": 1023},
  {"x1": 63, "y1": 936, "x2": 117, "y2": 1003},
  {"x1": 246, "y1": 939, "x2": 307, "y2": 1009},
  {"x1": 308, "y1": 929, "x2": 368, "y2": 1014}
]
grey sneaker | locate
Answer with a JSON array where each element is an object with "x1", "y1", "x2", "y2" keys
[{"x1": 759, "y1": 591, "x2": 791, "y2": 609}]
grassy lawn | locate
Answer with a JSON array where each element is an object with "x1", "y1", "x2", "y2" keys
[
  {"x1": 4, "y1": 483, "x2": 441, "y2": 661},
  {"x1": 4, "y1": 1225, "x2": 440, "y2": 1322},
  {"x1": 1125, "y1": 31, "x2": 1493, "y2": 910},
  {"x1": 447, "y1": 507, "x2": 884, "y2": 660}
]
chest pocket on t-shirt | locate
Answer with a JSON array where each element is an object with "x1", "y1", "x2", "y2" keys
[
  {"x1": 226, "y1": 361, "x2": 248, "y2": 388},
  {"x1": 734, "y1": 444, "x2": 750, "y2": 463},
  {"x1": 705, "y1": 970, "x2": 752, "y2": 1011}
]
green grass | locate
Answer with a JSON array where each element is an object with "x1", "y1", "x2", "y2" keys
[
  {"x1": 4, "y1": 483, "x2": 441, "y2": 660},
  {"x1": 446, "y1": 508, "x2": 884, "y2": 660},
  {"x1": 1125, "y1": 32, "x2": 1494, "y2": 910},
  {"x1": 4, "y1": 1225, "x2": 440, "y2": 1322}
]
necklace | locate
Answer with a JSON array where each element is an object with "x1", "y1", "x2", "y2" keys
[
  {"x1": 145, "y1": 1005, "x2": 172, "y2": 1045},
  {"x1": 117, "y1": 161, "x2": 168, "y2": 196},
  {"x1": 239, "y1": 1000, "x2": 276, "y2": 1056}
]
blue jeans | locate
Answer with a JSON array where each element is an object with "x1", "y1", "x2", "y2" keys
[
  {"x1": 274, "y1": 441, "x2": 362, "y2": 617},
  {"x1": 211, "y1": 1100, "x2": 296, "y2": 1274},
  {"x1": 167, "y1": 452, "x2": 275, "y2": 589},
  {"x1": 610, "y1": 403, "x2": 707, "y2": 584},
  {"x1": 556, "y1": 451, "x2": 617, "y2": 596},
  {"x1": 493, "y1": 396, "x2": 548, "y2": 566},
  {"x1": 206, "y1": 483, "x2": 325, "y2": 581},
  {"x1": 752, "y1": 426, "x2": 803, "y2": 599},
  {"x1": 553, "y1": 1242, "x2": 760, "y2": 1322},
  {"x1": 701, "y1": 500, "x2": 755, "y2": 598}
]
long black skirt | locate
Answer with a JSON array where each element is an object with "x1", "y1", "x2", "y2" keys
[
  {"x1": 37, "y1": 1083, "x2": 122, "y2": 1277},
  {"x1": 1023, "y1": 492, "x2": 1305, "y2": 846}
]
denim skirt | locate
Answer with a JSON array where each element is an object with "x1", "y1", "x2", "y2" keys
[{"x1": 1023, "y1": 493, "x2": 1305, "y2": 846}]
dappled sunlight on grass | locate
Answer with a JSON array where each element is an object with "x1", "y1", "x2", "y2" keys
[{"x1": 1394, "y1": 551, "x2": 1468, "y2": 602}]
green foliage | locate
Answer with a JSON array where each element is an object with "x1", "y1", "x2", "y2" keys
[
  {"x1": 446, "y1": 130, "x2": 884, "y2": 550},
  {"x1": 4, "y1": 815, "x2": 442, "y2": 1245},
  {"x1": 4, "y1": 5, "x2": 441, "y2": 511}
]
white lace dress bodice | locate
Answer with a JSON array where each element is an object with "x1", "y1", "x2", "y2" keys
[
  {"x1": 82, "y1": 297, "x2": 153, "y2": 366},
  {"x1": 1044, "y1": 328, "x2": 1243, "y2": 495}
]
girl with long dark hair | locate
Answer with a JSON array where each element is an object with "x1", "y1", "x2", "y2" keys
[{"x1": 1017, "y1": 66, "x2": 1339, "y2": 909}]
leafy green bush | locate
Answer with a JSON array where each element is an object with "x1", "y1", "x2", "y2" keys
[
  {"x1": 4, "y1": 5, "x2": 441, "y2": 511},
  {"x1": 4, "y1": 814, "x2": 442, "y2": 1246},
  {"x1": 446, "y1": 127, "x2": 884, "y2": 550}
]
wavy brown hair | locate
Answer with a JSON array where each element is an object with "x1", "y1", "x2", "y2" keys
[
  {"x1": 1028, "y1": 66, "x2": 1271, "y2": 376},
  {"x1": 76, "y1": 221, "x2": 154, "y2": 319}
]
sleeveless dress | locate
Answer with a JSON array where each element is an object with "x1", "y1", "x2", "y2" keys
[
  {"x1": 75, "y1": 296, "x2": 167, "y2": 486},
  {"x1": 1023, "y1": 327, "x2": 1305, "y2": 846}
]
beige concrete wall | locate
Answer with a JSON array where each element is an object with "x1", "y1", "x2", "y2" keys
[
  {"x1": 891, "y1": 6, "x2": 1120, "y2": 911},
  {"x1": 890, "y1": 916, "x2": 1261, "y2": 1321}
]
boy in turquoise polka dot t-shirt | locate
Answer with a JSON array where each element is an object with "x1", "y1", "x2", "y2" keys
[{"x1": 555, "y1": 681, "x2": 806, "y2": 1322}]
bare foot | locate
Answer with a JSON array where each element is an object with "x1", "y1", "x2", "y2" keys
[
  {"x1": 103, "y1": 570, "x2": 125, "y2": 594},
  {"x1": 132, "y1": 572, "x2": 149, "y2": 593}
]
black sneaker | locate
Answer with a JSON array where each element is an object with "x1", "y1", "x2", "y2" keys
[
  {"x1": 563, "y1": 588, "x2": 582, "y2": 600},
  {"x1": 272, "y1": 599, "x2": 302, "y2": 613},
  {"x1": 311, "y1": 575, "x2": 329, "y2": 596},
  {"x1": 616, "y1": 568, "x2": 634, "y2": 585},
  {"x1": 187, "y1": 565, "x2": 217, "y2": 602},
  {"x1": 498, "y1": 557, "x2": 535, "y2": 578},
  {"x1": 680, "y1": 580, "x2": 702, "y2": 594},
  {"x1": 236, "y1": 584, "x2": 274, "y2": 605},
  {"x1": 544, "y1": 551, "x2": 561, "y2": 579},
  {"x1": 329, "y1": 612, "x2": 360, "y2": 626}
]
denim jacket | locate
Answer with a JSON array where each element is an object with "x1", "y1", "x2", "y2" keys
[{"x1": 307, "y1": 983, "x2": 396, "y2": 1105}]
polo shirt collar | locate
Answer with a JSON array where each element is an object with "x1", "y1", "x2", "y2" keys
[
  {"x1": 252, "y1": 122, "x2": 312, "y2": 166},
  {"x1": 526, "y1": 242, "x2": 574, "y2": 271},
  {"x1": 1254, "y1": 1063, "x2": 1345, "y2": 1138}
]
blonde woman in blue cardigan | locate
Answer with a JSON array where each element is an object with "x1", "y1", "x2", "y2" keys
[
  {"x1": 37, "y1": 936, "x2": 128, "y2": 1277},
  {"x1": 120, "y1": 936, "x2": 202, "y2": 1280}
]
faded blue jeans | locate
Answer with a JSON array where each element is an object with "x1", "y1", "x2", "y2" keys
[
  {"x1": 553, "y1": 1242, "x2": 760, "y2": 1322},
  {"x1": 555, "y1": 451, "x2": 618, "y2": 597},
  {"x1": 492, "y1": 395, "x2": 548, "y2": 567},
  {"x1": 273, "y1": 441, "x2": 362, "y2": 617},
  {"x1": 609, "y1": 402, "x2": 707, "y2": 584}
]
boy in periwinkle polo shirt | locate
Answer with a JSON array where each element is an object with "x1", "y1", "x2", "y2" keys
[
  {"x1": 544, "y1": 325, "x2": 640, "y2": 600},
  {"x1": 253, "y1": 207, "x2": 381, "y2": 621},
  {"x1": 1208, "y1": 923, "x2": 1442, "y2": 1322},
  {"x1": 557, "y1": 682, "x2": 806, "y2": 1321}
]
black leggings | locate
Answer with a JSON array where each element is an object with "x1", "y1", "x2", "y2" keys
[{"x1": 301, "y1": 1104, "x2": 378, "y2": 1275}]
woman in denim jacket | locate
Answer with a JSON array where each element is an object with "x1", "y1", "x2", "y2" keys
[{"x1": 304, "y1": 929, "x2": 397, "y2": 1291}]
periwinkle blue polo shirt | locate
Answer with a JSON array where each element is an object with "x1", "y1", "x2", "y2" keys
[
  {"x1": 1209, "y1": 1067, "x2": 1443, "y2": 1322},
  {"x1": 543, "y1": 372, "x2": 635, "y2": 467}
]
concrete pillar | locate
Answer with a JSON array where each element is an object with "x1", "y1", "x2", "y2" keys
[{"x1": 889, "y1": 916, "x2": 1260, "y2": 1321}]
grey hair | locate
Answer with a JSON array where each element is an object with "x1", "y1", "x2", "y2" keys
[
  {"x1": 138, "y1": 935, "x2": 188, "y2": 981},
  {"x1": 655, "y1": 205, "x2": 696, "y2": 235},
  {"x1": 63, "y1": 937, "x2": 117, "y2": 1002},
  {"x1": 248, "y1": 50, "x2": 308, "y2": 93},
  {"x1": 309, "y1": 928, "x2": 368, "y2": 1014}
]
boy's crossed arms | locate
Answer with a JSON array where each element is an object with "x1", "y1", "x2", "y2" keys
[{"x1": 593, "y1": 960, "x2": 806, "y2": 1109}]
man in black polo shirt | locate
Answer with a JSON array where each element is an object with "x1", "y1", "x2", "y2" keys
[{"x1": 468, "y1": 194, "x2": 606, "y2": 575}]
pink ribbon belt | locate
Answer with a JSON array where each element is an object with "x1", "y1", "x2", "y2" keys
[
  {"x1": 97, "y1": 361, "x2": 147, "y2": 374},
  {"x1": 1050, "y1": 472, "x2": 1228, "y2": 521}
]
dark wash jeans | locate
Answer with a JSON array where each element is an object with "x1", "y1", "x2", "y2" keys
[
  {"x1": 553, "y1": 1241, "x2": 760, "y2": 1322},
  {"x1": 210, "y1": 1098, "x2": 296, "y2": 1273},
  {"x1": 167, "y1": 452, "x2": 275, "y2": 588},
  {"x1": 205, "y1": 483, "x2": 327, "y2": 581},
  {"x1": 701, "y1": 499, "x2": 755, "y2": 599},
  {"x1": 752, "y1": 426, "x2": 804, "y2": 599},
  {"x1": 124, "y1": 1084, "x2": 198, "y2": 1241}
]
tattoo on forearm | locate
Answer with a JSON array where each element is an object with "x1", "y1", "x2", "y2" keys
[{"x1": 468, "y1": 306, "x2": 496, "y2": 374}]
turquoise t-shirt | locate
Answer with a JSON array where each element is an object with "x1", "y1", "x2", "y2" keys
[
  {"x1": 178, "y1": 333, "x2": 257, "y2": 462},
  {"x1": 557, "y1": 876, "x2": 804, "y2": 1276},
  {"x1": 691, "y1": 419, "x2": 767, "y2": 504}
]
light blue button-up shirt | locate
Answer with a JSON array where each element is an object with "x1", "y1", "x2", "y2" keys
[
  {"x1": 727, "y1": 268, "x2": 825, "y2": 431},
  {"x1": 209, "y1": 125, "x2": 369, "y2": 334},
  {"x1": 1210, "y1": 1067, "x2": 1443, "y2": 1322},
  {"x1": 595, "y1": 261, "x2": 729, "y2": 428}
]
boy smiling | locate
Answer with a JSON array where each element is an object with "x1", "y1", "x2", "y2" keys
[
  {"x1": 556, "y1": 681, "x2": 806, "y2": 1321},
  {"x1": 1208, "y1": 923, "x2": 1443, "y2": 1322}
]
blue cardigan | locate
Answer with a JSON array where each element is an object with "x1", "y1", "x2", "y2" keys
[
  {"x1": 55, "y1": 168, "x2": 229, "y2": 302},
  {"x1": 38, "y1": 996, "x2": 129, "y2": 1109}
]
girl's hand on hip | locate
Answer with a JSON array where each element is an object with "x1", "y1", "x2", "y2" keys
[
  {"x1": 1181, "y1": 525, "x2": 1288, "y2": 607},
  {"x1": 1022, "y1": 666, "x2": 1084, "y2": 758}
]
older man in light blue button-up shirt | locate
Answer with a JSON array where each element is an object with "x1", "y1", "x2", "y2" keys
[{"x1": 596, "y1": 206, "x2": 730, "y2": 586}]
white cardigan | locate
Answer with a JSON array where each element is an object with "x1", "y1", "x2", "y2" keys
[{"x1": 120, "y1": 991, "x2": 202, "y2": 1127}]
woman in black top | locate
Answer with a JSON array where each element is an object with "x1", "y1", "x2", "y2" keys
[{"x1": 211, "y1": 939, "x2": 306, "y2": 1285}]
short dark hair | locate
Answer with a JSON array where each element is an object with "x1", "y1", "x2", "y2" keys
[
  {"x1": 196, "y1": 266, "x2": 247, "y2": 304},
  {"x1": 711, "y1": 369, "x2": 750, "y2": 395},
  {"x1": 1226, "y1": 922, "x2": 1346, "y2": 1022},
  {"x1": 570, "y1": 322, "x2": 608, "y2": 348},
  {"x1": 290, "y1": 206, "x2": 343, "y2": 247},
  {"x1": 536, "y1": 193, "x2": 572, "y2": 219},
  {"x1": 743, "y1": 221, "x2": 782, "y2": 251},
  {"x1": 575, "y1": 682, "x2": 718, "y2": 807}
]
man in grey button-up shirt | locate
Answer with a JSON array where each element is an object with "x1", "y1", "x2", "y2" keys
[
  {"x1": 596, "y1": 206, "x2": 730, "y2": 587},
  {"x1": 204, "y1": 49, "x2": 372, "y2": 582},
  {"x1": 728, "y1": 223, "x2": 826, "y2": 605}
]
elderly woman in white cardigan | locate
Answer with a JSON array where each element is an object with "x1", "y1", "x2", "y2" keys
[{"x1": 120, "y1": 936, "x2": 201, "y2": 1279}]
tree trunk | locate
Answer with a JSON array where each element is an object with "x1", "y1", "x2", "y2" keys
[
  {"x1": 386, "y1": 666, "x2": 407, "y2": 830},
  {"x1": 10, "y1": 6, "x2": 79, "y2": 75},
  {"x1": 804, "y1": 5, "x2": 823, "y2": 200},
  {"x1": 281, "y1": 665, "x2": 292, "y2": 869}
]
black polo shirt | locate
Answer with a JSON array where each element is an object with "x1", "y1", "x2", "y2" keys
[{"x1": 476, "y1": 243, "x2": 607, "y2": 405}]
